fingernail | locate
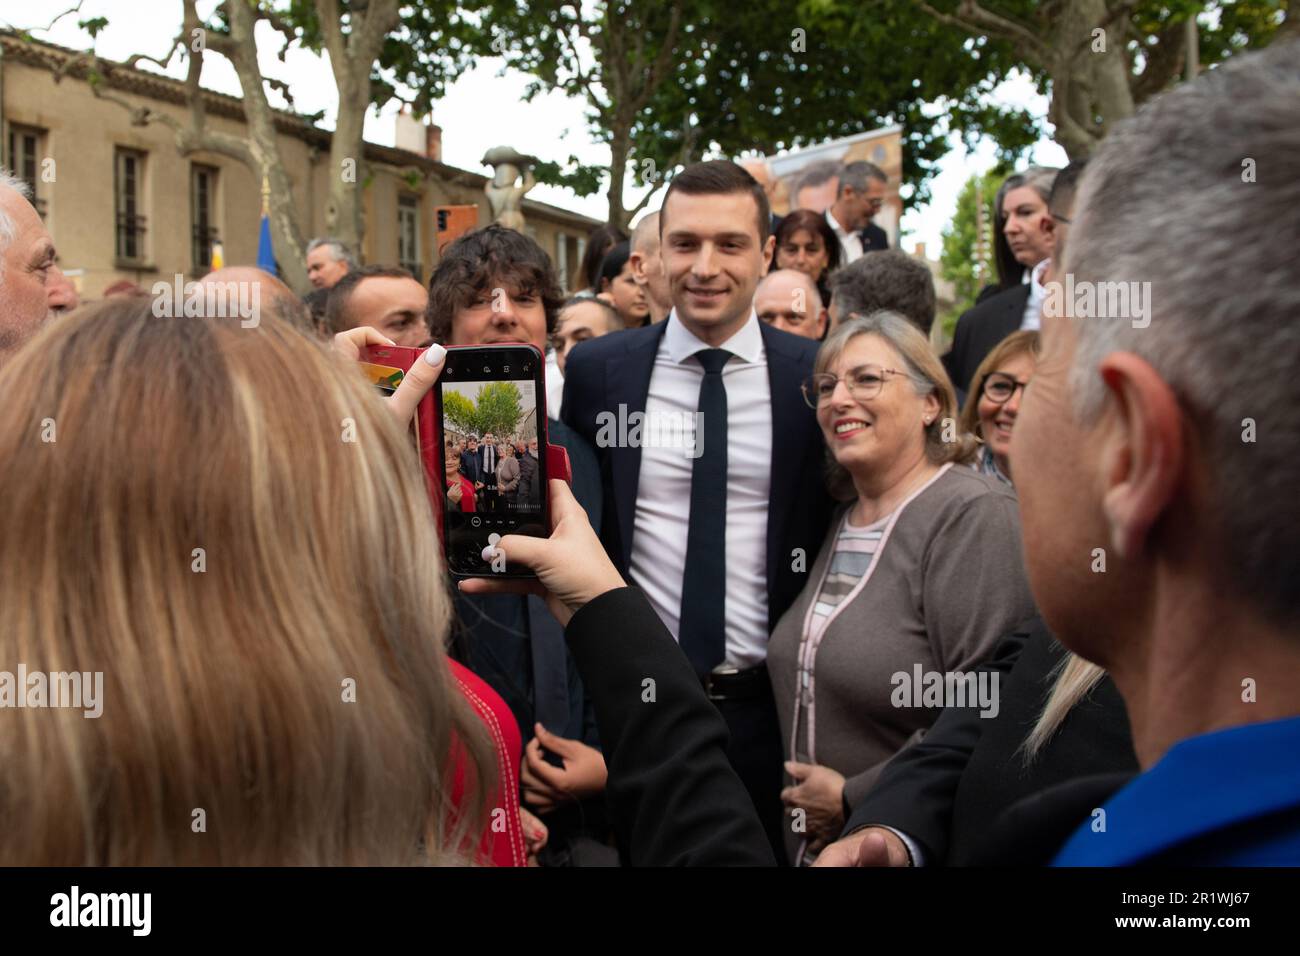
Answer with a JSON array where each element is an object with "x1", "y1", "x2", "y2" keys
[
  {"x1": 481, "y1": 545, "x2": 497, "y2": 562},
  {"x1": 424, "y1": 343, "x2": 447, "y2": 366}
]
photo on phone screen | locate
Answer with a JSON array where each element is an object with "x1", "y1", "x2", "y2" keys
[{"x1": 437, "y1": 345, "x2": 548, "y2": 577}]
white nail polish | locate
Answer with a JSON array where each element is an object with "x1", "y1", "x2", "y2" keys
[
  {"x1": 424, "y1": 343, "x2": 447, "y2": 366},
  {"x1": 481, "y1": 546, "x2": 497, "y2": 562}
]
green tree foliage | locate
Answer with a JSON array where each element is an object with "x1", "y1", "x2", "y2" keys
[
  {"x1": 940, "y1": 167, "x2": 1006, "y2": 336},
  {"x1": 442, "y1": 391, "x2": 479, "y2": 435},
  {"x1": 474, "y1": 381, "x2": 525, "y2": 439}
]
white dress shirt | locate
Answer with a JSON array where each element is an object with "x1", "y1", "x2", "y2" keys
[
  {"x1": 545, "y1": 348, "x2": 564, "y2": 420},
  {"x1": 629, "y1": 310, "x2": 773, "y2": 670},
  {"x1": 1021, "y1": 258, "x2": 1051, "y2": 331},
  {"x1": 826, "y1": 208, "x2": 864, "y2": 265}
]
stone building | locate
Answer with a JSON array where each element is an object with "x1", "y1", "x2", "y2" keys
[{"x1": 0, "y1": 31, "x2": 600, "y2": 297}]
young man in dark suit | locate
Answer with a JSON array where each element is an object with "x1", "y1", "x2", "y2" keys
[{"x1": 562, "y1": 160, "x2": 835, "y2": 861}]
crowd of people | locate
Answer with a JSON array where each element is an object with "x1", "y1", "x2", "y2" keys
[{"x1": 0, "y1": 41, "x2": 1296, "y2": 868}]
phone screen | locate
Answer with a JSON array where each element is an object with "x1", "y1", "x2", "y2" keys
[{"x1": 437, "y1": 345, "x2": 548, "y2": 577}]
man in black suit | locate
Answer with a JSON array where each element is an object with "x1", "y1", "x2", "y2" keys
[
  {"x1": 459, "y1": 436, "x2": 483, "y2": 489},
  {"x1": 477, "y1": 432, "x2": 499, "y2": 513},
  {"x1": 563, "y1": 160, "x2": 835, "y2": 862},
  {"x1": 941, "y1": 165, "x2": 1072, "y2": 394},
  {"x1": 825, "y1": 161, "x2": 889, "y2": 265}
]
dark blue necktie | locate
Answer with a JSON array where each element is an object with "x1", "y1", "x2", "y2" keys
[{"x1": 678, "y1": 348, "x2": 731, "y2": 678}]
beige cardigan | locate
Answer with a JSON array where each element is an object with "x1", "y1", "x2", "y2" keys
[{"x1": 767, "y1": 465, "x2": 1037, "y2": 861}]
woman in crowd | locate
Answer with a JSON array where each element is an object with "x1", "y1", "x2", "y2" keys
[
  {"x1": 445, "y1": 434, "x2": 477, "y2": 513},
  {"x1": 0, "y1": 299, "x2": 532, "y2": 865},
  {"x1": 573, "y1": 223, "x2": 628, "y2": 297},
  {"x1": 959, "y1": 330, "x2": 1040, "y2": 486},
  {"x1": 596, "y1": 241, "x2": 651, "y2": 328},
  {"x1": 766, "y1": 312, "x2": 1037, "y2": 865},
  {"x1": 495, "y1": 440, "x2": 521, "y2": 512},
  {"x1": 773, "y1": 208, "x2": 842, "y2": 307}
]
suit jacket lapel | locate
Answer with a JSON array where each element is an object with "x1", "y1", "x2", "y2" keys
[
  {"x1": 607, "y1": 322, "x2": 667, "y2": 571},
  {"x1": 761, "y1": 323, "x2": 806, "y2": 596}
]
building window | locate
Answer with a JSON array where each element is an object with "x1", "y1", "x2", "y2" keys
[
  {"x1": 398, "y1": 194, "x2": 421, "y2": 281},
  {"x1": 191, "y1": 164, "x2": 220, "y2": 273},
  {"x1": 8, "y1": 125, "x2": 47, "y2": 217},
  {"x1": 114, "y1": 148, "x2": 148, "y2": 263}
]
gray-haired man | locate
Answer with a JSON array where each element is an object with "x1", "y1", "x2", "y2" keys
[
  {"x1": 0, "y1": 168, "x2": 57, "y2": 362},
  {"x1": 305, "y1": 237, "x2": 356, "y2": 290}
]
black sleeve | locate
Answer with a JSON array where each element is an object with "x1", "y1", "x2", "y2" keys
[
  {"x1": 565, "y1": 587, "x2": 775, "y2": 866},
  {"x1": 841, "y1": 627, "x2": 1030, "y2": 863}
]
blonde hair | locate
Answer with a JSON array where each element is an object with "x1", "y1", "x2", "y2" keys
[
  {"x1": 1022, "y1": 652, "x2": 1107, "y2": 761},
  {"x1": 815, "y1": 311, "x2": 977, "y2": 500},
  {"x1": 0, "y1": 298, "x2": 492, "y2": 864},
  {"x1": 958, "y1": 329, "x2": 1041, "y2": 440}
]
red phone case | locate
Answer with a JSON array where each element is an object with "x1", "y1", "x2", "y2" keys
[{"x1": 359, "y1": 344, "x2": 570, "y2": 545}]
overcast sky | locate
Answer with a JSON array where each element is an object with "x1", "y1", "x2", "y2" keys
[{"x1": 0, "y1": 0, "x2": 1068, "y2": 256}]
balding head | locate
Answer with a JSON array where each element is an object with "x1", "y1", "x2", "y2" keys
[
  {"x1": 0, "y1": 170, "x2": 56, "y2": 361},
  {"x1": 200, "y1": 267, "x2": 312, "y2": 332},
  {"x1": 629, "y1": 212, "x2": 671, "y2": 323},
  {"x1": 754, "y1": 268, "x2": 826, "y2": 340}
]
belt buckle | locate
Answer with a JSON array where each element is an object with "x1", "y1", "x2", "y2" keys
[{"x1": 705, "y1": 664, "x2": 739, "y2": 701}]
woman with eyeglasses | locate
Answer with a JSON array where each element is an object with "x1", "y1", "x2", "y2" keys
[
  {"x1": 765, "y1": 312, "x2": 1037, "y2": 865},
  {"x1": 959, "y1": 331, "x2": 1040, "y2": 486}
]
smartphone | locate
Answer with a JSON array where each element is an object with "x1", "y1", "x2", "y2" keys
[{"x1": 437, "y1": 344, "x2": 549, "y2": 578}]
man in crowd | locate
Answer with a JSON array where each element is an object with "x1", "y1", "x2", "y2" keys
[
  {"x1": 460, "y1": 435, "x2": 484, "y2": 493},
  {"x1": 827, "y1": 249, "x2": 936, "y2": 336},
  {"x1": 1023, "y1": 43, "x2": 1300, "y2": 864},
  {"x1": 0, "y1": 169, "x2": 56, "y2": 363},
  {"x1": 200, "y1": 266, "x2": 313, "y2": 331},
  {"x1": 553, "y1": 297, "x2": 624, "y2": 377},
  {"x1": 563, "y1": 160, "x2": 834, "y2": 861},
  {"x1": 627, "y1": 213, "x2": 673, "y2": 325},
  {"x1": 326, "y1": 265, "x2": 430, "y2": 347},
  {"x1": 943, "y1": 166, "x2": 1058, "y2": 392},
  {"x1": 305, "y1": 237, "x2": 355, "y2": 290},
  {"x1": 753, "y1": 268, "x2": 827, "y2": 340},
  {"x1": 477, "y1": 431, "x2": 500, "y2": 514},
  {"x1": 426, "y1": 223, "x2": 611, "y2": 865},
  {"x1": 825, "y1": 161, "x2": 889, "y2": 265}
]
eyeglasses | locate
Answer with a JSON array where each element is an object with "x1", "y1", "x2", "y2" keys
[
  {"x1": 802, "y1": 365, "x2": 915, "y2": 408},
  {"x1": 980, "y1": 372, "x2": 1031, "y2": 404}
]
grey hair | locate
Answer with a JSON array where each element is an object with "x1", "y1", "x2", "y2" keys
[
  {"x1": 828, "y1": 249, "x2": 936, "y2": 335},
  {"x1": 306, "y1": 237, "x2": 357, "y2": 269},
  {"x1": 815, "y1": 311, "x2": 976, "y2": 499},
  {"x1": 837, "y1": 160, "x2": 888, "y2": 195},
  {"x1": 1065, "y1": 40, "x2": 1300, "y2": 626},
  {"x1": 0, "y1": 167, "x2": 34, "y2": 275},
  {"x1": 999, "y1": 166, "x2": 1058, "y2": 207}
]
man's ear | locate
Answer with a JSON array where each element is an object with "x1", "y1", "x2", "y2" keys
[
  {"x1": 815, "y1": 308, "x2": 828, "y2": 340},
  {"x1": 628, "y1": 250, "x2": 646, "y2": 281},
  {"x1": 761, "y1": 235, "x2": 776, "y2": 274},
  {"x1": 1096, "y1": 352, "x2": 1185, "y2": 560}
]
